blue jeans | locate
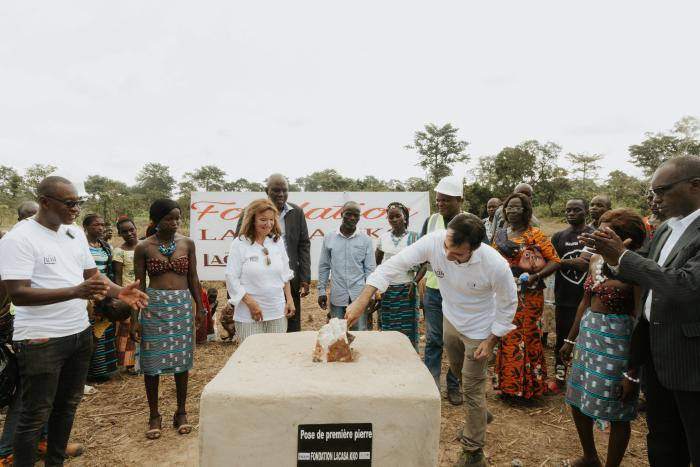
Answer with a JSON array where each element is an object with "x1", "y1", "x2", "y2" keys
[
  {"x1": 330, "y1": 304, "x2": 367, "y2": 331},
  {"x1": 0, "y1": 378, "x2": 49, "y2": 457},
  {"x1": 13, "y1": 326, "x2": 92, "y2": 467},
  {"x1": 423, "y1": 287, "x2": 459, "y2": 391}
]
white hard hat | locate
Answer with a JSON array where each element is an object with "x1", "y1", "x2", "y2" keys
[{"x1": 434, "y1": 176, "x2": 463, "y2": 197}]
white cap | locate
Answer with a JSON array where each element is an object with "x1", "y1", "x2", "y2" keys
[{"x1": 434, "y1": 175, "x2": 463, "y2": 197}]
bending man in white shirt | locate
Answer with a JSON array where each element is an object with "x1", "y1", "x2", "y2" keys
[{"x1": 345, "y1": 213, "x2": 517, "y2": 467}]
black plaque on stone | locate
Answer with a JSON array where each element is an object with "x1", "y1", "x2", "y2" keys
[{"x1": 297, "y1": 423, "x2": 373, "y2": 466}]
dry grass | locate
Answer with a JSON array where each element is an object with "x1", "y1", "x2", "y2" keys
[{"x1": 64, "y1": 279, "x2": 648, "y2": 467}]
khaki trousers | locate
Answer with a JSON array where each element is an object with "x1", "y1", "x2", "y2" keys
[{"x1": 443, "y1": 318, "x2": 489, "y2": 452}]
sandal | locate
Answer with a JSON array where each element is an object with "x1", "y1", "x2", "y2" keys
[
  {"x1": 173, "y1": 412, "x2": 193, "y2": 435},
  {"x1": 145, "y1": 415, "x2": 162, "y2": 440}
]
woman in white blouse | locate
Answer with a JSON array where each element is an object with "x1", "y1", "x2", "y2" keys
[{"x1": 226, "y1": 198, "x2": 295, "y2": 343}]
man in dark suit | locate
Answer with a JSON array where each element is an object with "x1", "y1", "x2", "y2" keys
[
  {"x1": 581, "y1": 156, "x2": 700, "y2": 466},
  {"x1": 236, "y1": 174, "x2": 311, "y2": 332}
]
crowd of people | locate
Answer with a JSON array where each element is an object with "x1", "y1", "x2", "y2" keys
[{"x1": 0, "y1": 156, "x2": 698, "y2": 467}]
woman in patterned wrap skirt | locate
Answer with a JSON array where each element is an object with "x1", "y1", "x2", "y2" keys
[
  {"x1": 492, "y1": 193, "x2": 561, "y2": 399},
  {"x1": 375, "y1": 202, "x2": 424, "y2": 351},
  {"x1": 132, "y1": 199, "x2": 204, "y2": 440},
  {"x1": 559, "y1": 209, "x2": 647, "y2": 467}
]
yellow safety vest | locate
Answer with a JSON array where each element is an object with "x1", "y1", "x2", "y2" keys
[{"x1": 425, "y1": 213, "x2": 445, "y2": 290}]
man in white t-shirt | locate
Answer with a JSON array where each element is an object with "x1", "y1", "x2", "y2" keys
[
  {"x1": 0, "y1": 176, "x2": 148, "y2": 467},
  {"x1": 345, "y1": 214, "x2": 517, "y2": 467}
]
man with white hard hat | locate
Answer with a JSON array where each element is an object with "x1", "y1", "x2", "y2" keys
[{"x1": 419, "y1": 175, "x2": 466, "y2": 405}]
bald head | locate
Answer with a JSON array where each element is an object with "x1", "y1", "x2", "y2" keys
[
  {"x1": 36, "y1": 176, "x2": 74, "y2": 199},
  {"x1": 514, "y1": 183, "x2": 534, "y2": 199},
  {"x1": 265, "y1": 173, "x2": 289, "y2": 210},
  {"x1": 661, "y1": 155, "x2": 700, "y2": 180},
  {"x1": 486, "y1": 198, "x2": 501, "y2": 220},
  {"x1": 266, "y1": 173, "x2": 289, "y2": 189},
  {"x1": 17, "y1": 201, "x2": 39, "y2": 221},
  {"x1": 341, "y1": 201, "x2": 361, "y2": 213}
]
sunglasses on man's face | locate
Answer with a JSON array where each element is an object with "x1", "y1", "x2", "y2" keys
[
  {"x1": 262, "y1": 248, "x2": 271, "y2": 266},
  {"x1": 648, "y1": 177, "x2": 698, "y2": 197},
  {"x1": 43, "y1": 195, "x2": 85, "y2": 209}
]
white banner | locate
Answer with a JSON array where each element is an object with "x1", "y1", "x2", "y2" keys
[{"x1": 190, "y1": 192, "x2": 430, "y2": 281}]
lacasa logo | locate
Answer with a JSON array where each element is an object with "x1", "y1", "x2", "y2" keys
[{"x1": 191, "y1": 201, "x2": 421, "y2": 222}]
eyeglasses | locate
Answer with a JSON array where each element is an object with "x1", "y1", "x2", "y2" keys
[
  {"x1": 43, "y1": 195, "x2": 85, "y2": 208},
  {"x1": 261, "y1": 248, "x2": 271, "y2": 266},
  {"x1": 648, "y1": 177, "x2": 698, "y2": 197}
]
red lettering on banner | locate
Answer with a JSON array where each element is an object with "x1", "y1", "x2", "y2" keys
[
  {"x1": 362, "y1": 208, "x2": 385, "y2": 220},
  {"x1": 220, "y1": 229, "x2": 236, "y2": 239},
  {"x1": 366, "y1": 228, "x2": 381, "y2": 238},
  {"x1": 204, "y1": 254, "x2": 228, "y2": 266},
  {"x1": 200, "y1": 229, "x2": 214, "y2": 240},
  {"x1": 331, "y1": 207, "x2": 344, "y2": 219},
  {"x1": 221, "y1": 208, "x2": 244, "y2": 221},
  {"x1": 309, "y1": 229, "x2": 325, "y2": 240},
  {"x1": 306, "y1": 207, "x2": 334, "y2": 220}
]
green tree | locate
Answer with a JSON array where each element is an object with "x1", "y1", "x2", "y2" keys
[
  {"x1": 0, "y1": 166, "x2": 23, "y2": 199},
  {"x1": 295, "y1": 170, "x2": 355, "y2": 192},
  {"x1": 222, "y1": 178, "x2": 265, "y2": 192},
  {"x1": 629, "y1": 116, "x2": 700, "y2": 176},
  {"x1": 537, "y1": 169, "x2": 571, "y2": 216},
  {"x1": 353, "y1": 176, "x2": 392, "y2": 191},
  {"x1": 567, "y1": 153, "x2": 603, "y2": 183},
  {"x1": 605, "y1": 170, "x2": 648, "y2": 213},
  {"x1": 403, "y1": 177, "x2": 432, "y2": 192},
  {"x1": 135, "y1": 163, "x2": 176, "y2": 201},
  {"x1": 476, "y1": 148, "x2": 535, "y2": 198},
  {"x1": 84, "y1": 175, "x2": 131, "y2": 220},
  {"x1": 22, "y1": 164, "x2": 57, "y2": 196},
  {"x1": 182, "y1": 165, "x2": 227, "y2": 191},
  {"x1": 406, "y1": 123, "x2": 469, "y2": 184}
]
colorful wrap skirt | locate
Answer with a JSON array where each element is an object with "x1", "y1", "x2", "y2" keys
[
  {"x1": 139, "y1": 289, "x2": 193, "y2": 376},
  {"x1": 379, "y1": 283, "x2": 419, "y2": 352},
  {"x1": 88, "y1": 321, "x2": 117, "y2": 379},
  {"x1": 565, "y1": 308, "x2": 638, "y2": 422}
]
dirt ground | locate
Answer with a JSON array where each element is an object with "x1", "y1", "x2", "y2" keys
[{"x1": 57, "y1": 280, "x2": 649, "y2": 467}]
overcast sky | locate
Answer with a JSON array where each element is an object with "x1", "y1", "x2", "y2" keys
[{"x1": 1, "y1": 1, "x2": 698, "y2": 188}]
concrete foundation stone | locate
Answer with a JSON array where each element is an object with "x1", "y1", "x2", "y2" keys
[{"x1": 199, "y1": 330, "x2": 441, "y2": 466}]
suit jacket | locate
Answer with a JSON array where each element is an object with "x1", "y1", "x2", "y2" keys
[
  {"x1": 618, "y1": 215, "x2": 700, "y2": 391},
  {"x1": 235, "y1": 202, "x2": 311, "y2": 289},
  {"x1": 282, "y1": 203, "x2": 311, "y2": 288}
]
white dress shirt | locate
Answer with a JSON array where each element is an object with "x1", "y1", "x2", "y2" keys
[
  {"x1": 642, "y1": 206, "x2": 700, "y2": 320},
  {"x1": 366, "y1": 230, "x2": 518, "y2": 339}
]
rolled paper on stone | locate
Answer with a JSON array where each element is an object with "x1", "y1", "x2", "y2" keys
[{"x1": 313, "y1": 318, "x2": 353, "y2": 363}]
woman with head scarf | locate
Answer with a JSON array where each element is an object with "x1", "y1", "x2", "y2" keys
[{"x1": 132, "y1": 200, "x2": 204, "y2": 439}]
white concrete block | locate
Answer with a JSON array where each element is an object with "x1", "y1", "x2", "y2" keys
[{"x1": 200, "y1": 331, "x2": 441, "y2": 467}]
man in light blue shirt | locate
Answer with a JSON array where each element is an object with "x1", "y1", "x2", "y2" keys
[{"x1": 317, "y1": 201, "x2": 376, "y2": 331}]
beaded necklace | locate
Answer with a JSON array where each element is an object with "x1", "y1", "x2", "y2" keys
[
  {"x1": 390, "y1": 230, "x2": 407, "y2": 248},
  {"x1": 592, "y1": 259, "x2": 607, "y2": 289},
  {"x1": 158, "y1": 237, "x2": 177, "y2": 257}
]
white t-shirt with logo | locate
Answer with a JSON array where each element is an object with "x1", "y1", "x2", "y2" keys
[{"x1": 0, "y1": 219, "x2": 95, "y2": 340}]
